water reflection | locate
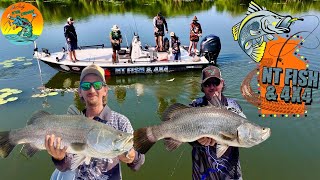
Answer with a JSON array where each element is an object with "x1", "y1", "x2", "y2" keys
[
  {"x1": 0, "y1": 0, "x2": 319, "y2": 24},
  {"x1": 45, "y1": 71, "x2": 202, "y2": 117}
]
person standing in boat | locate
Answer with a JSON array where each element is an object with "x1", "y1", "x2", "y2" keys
[
  {"x1": 170, "y1": 32, "x2": 181, "y2": 61},
  {"x1": 153, "y1": 12, "x2": 168, "y2": 52},
  {"x1": 188, "y1": 16, "x2": 202, "y2": 57},
  {"x1": 110, "y1": 25, "x2": 122, "y2": 64},
  {"x1": 64, "y1": 17, "x2": 78, "y2": 63}
]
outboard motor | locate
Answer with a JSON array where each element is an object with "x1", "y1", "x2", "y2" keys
[{"x1": 200, "y1": 34, "x2": 221, "y2": 64}]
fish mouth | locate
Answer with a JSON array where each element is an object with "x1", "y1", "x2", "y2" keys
[
  {"x1": 261, "y1": 128, "x2": 271, "y2": 140},
  {"x1": 276, "y1": 16, "x2": 302, "y2": 32}
]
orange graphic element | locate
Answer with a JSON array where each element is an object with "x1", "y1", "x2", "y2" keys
[
  {"x1": 259, "y1": 36, "x2": 306, "y2": 115},
  {"x1": 1, "y1": 2, "x2": 43, "y2": 45}
]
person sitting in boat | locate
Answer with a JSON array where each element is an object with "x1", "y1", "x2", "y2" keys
[
  {"x1": 170, "y1": 32, "x2": 181, "y2": 61},
  {"x1": 109, "y1": 25, "x2": 122, "y2": 63},
  {"x1": 153, "y1": 12, "x2": 168, "y2": 52},
  {"x1": 64, "y1": 17, "x2": 78, "y2": 63}
]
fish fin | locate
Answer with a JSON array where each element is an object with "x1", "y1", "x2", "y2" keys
[
  {"x1": 67, "y1": 105, "x2": 83, "y2": 115},
  {"x1": 250, "y1": 42, "x2": 266, "y2": 62},
  {"x1": 232, "y1": 22, "x2": 241, "y2": 41},
  {"x1": 27, "y1": 110, "x2": 51, "y2": 125},
  {"x1": 245, "y1": 41, "x2": 252, "y2": 50},
  {"x1": 216, "y1": 144, "x2": 229, "y2": 158},
  {"x1": 162, "y1": 103, "x2": 189, "y2": 122},
  {"x1": 84, "y1": 156, "x2": 91, "y2": 165},
  {"x1": 0, "y1": 131, "x2": 15, "y2": 158},
  {"x1": 246, "y1": 1, "x2": 265, "y2": 15},
  {"x1": 133, "y1": 127, "x2": 156, "y2": 154},
  {"x1": 20, "y1": 144, "x2": 40, "y2": 158},
  {"x1": 266, "y1": 34, "x2": 274, "y2": 40},
  {"x1": 219, "y1": 131, "x2": 236, "y2": 141},
  {"x1": 164, "y1": 138, "x2": 183, "y2": 151},
  {"x1": 208, "y1": 95, "x2": 225, "y2": 109},
  {"x1": 71, "y1": 154, "x2": 87, "y2": 170},
  {"x1": 256, "y1": 36, "x2": 264, "y2": 45},
  {"x1": 70, "y1": 143, "x2": 86, "y2": 151}
]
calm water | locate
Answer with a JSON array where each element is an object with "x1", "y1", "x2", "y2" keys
[{"x1": 1, "y1": 1, "x2": 320, "y2": 180}]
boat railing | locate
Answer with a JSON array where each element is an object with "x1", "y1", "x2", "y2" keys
[{"x1": 78, "y1": 44, "x2": 105, "y2": 50}]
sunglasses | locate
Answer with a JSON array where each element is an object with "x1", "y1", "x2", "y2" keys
[
  {"x1": 80, "y1": 81, "x2": 106, "y2": 91},
  {"x1": 203, "y1": 78, "x2": 221, "y2": 88}
]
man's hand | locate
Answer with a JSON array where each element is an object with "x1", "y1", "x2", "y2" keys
[
  {"x1": 45, "y1": 134, "x2": 67, "y2": 161},
  {"x1": 118, "y1": 148, "x2": 135, "y2": 164},
  {"x1": 67, "y1": 38, "x2": 71, "y2": 42},
  {"x1": 197, "y1": 137, "x2": 216, "y2": 146}
]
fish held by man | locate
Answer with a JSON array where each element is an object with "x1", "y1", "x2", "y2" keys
[
  {"x1": 0, "y1": 105, "x2": 133, "y2": 170},
  {"x1": 134, "y1": 100, "x2": 271, "y2": 158},
  {"x1": 232, "y1": 1, "x2": 303, "y2": 62}
]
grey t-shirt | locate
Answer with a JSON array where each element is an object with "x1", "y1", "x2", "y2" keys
[{"x1": 52, "y1": 105, "x2": 144, "y2": 180}]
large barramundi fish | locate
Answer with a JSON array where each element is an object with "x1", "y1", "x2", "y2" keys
[
  {"x1": 232, "y1": 1, "x2": 303, "y2": 62},
  {"x1": 0, "y1": 106, "x2": 133, "y2": 170},
  {"x1": 134, "y1": 100, "x2": 271, "y2": 158}
]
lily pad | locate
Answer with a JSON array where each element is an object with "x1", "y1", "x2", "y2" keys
[
  {"x1": 0, "y1": 99, "x2": 8, "y2": 105},
  {"x1": 23, "y1": 62, "x2": 33, "y2": 66},
  {"x1": 0, "y1": 92, "x2": 13, "y2": 98},
  {"x1": 32, "y1": 93, "x2": 47, "y2": 98},
  {"x1": 14, "y1": 59, "x2": 25, "y2": 62},
  {"x1": 3, "y1": 60, "x2": 14, "y2": 63},
  {"x1": 47, "y1": 92, "x2": 59, "y2": 96},
  {"x1": 31, "y1": 94, "x2": 40, "y2": 98},
  {"x1": 6, "y1": 97, "x2": 18, "y2": 102},
  {"x1": 0, "y1": 88, "x2": 11, "y2": 92},
  {"x1": 3, "y1": 64, "x2": 14, "y2": 68},
  {"x1": 9, "y1": 89, "x2": 22, "y2": 94},
  {"x1": 38, "y1": 94, "x2": 48, "y2": 97}
]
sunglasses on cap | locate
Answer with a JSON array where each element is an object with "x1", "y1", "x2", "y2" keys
[
  {"x1": 80, "y1": 81, "x2": 106, "y2": 91},
  {"x1": 203, "y1": 78, "x2": 221, "y2": 88}
]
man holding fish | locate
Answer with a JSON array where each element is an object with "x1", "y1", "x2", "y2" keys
[
  {"x1": 133, "y1": 66, "x2": 270, "y2": 180},
  {"x1": 46, "y1": 64, "x2": 145, "y2": 179},
  {"x1": 189, "y1": 66, "x2": 246, "y2": 180}
]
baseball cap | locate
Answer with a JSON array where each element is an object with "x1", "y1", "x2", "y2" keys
[
  {"x1": 170, "y1": 32, "x2": 175, "y2": 37},
  {"x1": 201, "y1": 66, "x2": 222, "y2": 84},
  {"x1": 67, "y1": 17, "x2": 74, "y2": 22},
  {"x1": 80, "y1": 64, "x2": 106, "y2": 83}
]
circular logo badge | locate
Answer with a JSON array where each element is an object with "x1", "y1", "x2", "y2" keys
[{"x1": 1, "y1": 2, "x2": 43, "y2": 45}]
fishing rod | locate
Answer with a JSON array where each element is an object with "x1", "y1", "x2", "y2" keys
[{"x1": 33, "y1": 41, "x2": 44, "y2": 88}]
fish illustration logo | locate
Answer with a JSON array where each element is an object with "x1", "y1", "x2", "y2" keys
[
  {"x1": 1, "y1": 2, "x2": 43, "y2": 45},
  {"x1": 232, "y1": 1, "x2": 303, "y2": 62}
]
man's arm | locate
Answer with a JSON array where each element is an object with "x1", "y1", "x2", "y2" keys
[
  {"x1": 198, "y1": 23, "x2": 203, "y2": 35},
  {"x1": 109, "y1": 32, "x2": 114, "y2": 44},
  {"x1": 163, "y1": 17, "x2": 168, "y2": 32},
  {"x1": 64, "y1": 25, "x2": 69, "y2": 40},
  {"x1": 118, "y1": 115, "x2": 145, "y2": 171}
]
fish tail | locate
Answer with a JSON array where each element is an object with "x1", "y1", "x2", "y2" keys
[
  {"x1": 0, "y1": 131, "x2": 15, "y2": 158},
  {"x1": 133, "y1": 127, "x2": 156, "y2": 154}
]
